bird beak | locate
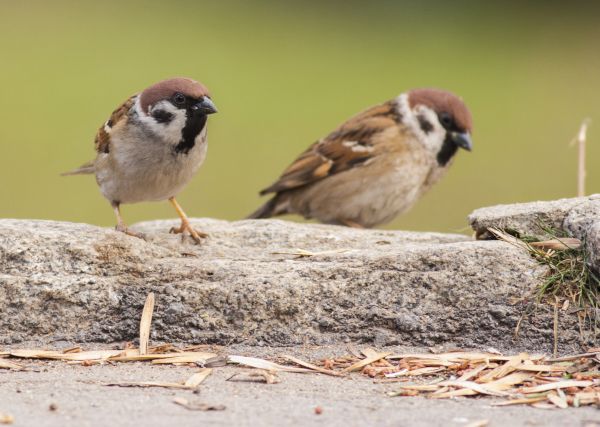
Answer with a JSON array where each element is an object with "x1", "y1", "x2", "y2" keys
[
  {"x1": 192, "y1": 97, "x2": 218, "y2": 115},
  {"x1": 451, "y1": 132, "x2": 473, "y2": 151}
]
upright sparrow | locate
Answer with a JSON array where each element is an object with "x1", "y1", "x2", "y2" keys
[{"x1": 64, "y1": 77, "x2": 217, "y2": 242}]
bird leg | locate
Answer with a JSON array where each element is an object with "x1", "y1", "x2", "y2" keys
[
  {"x1": 112, "y1": 202, "x2": 146, "y2": 239},
  {"x1": 168, "y1": 197, "x2": 208, "y2": 243}
]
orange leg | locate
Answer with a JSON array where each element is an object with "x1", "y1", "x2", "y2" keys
[{"x1": 168, "y1": 197, "x2": 208, "y2": 243}]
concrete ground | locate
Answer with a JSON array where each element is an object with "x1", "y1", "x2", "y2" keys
[{"x1": 1, "y1": 345, "x2": 599, "y2": 427}]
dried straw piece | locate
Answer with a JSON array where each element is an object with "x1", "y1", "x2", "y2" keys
[
  {"x1": 0, "y1": 412, "x2": 14, "y2": 425},
  {"x1": 435, "y1": 380, "x2": 509, "y2": 397},
  {"x1": 391, "y1": 384, "x2": 441, "y2": 392},
  {"x1": 487, "y1": 227, "x2": 531, "y2": 251},
  {"x1": 139, "y1": 292, "x2": 155, "y2": 356},
  {"x1": 492, "y1": 396, "x2": 548, "y2": 406},
  {"x1": 530, "y1": 238, "x2": 582, "y2": 251},
  {"x1": 520, "y1": 380, "x2": 594, "y2": 393},
  {"x1": 514, "y1": 363, "x2": 567, "y2": 373},
  {"x1": 414, "y1": 371, "x2": 535, "y2": 399},
  {"x1": 151, "y1": 352, "x2": 218, "y2": 365},
  {"x1": 8, "y1": 350, "x2": 63, "y2": 359},
  {"x1": 387, "y1": 352, "x2": 514, "y2": 362},
  {"x1": 103, "y1": 369, "x2": 211, "y2": 390},
  {"x1": 149, "y1": 344, "x2": 178, "y2": 353},
  {"x1": 457, "y1": 364, "x2": 488, "y2": 381},
  {"x1": 60, "y1": 350, "x2": 124, "y2": 361},
  {"x1": 283, "y1": 355, "x2": 343, "y2": 377},
  {"x1": 384, "y1": 369, "x2": 409, "y2": 378},
  {"x1": 343, "y1": 351, "x2": 392, "y2": 373},
  {"x1": 547, "y1": 352, "x2": 600, "y2": 362},
  {"x1": 271, "y1": 248, "x2": 350, "y2": 257},
  {"x1": 0, "y1": 359, "x2": 24, "y2": 370},
  {"x1": 410, "y1": 367, "x2": 447, "y2": 376},
  {"x1": 478, "y1": 353, "x2": 528, "y2": 382},
  {"x1": 8, "y1": 349, "x2": 123, "y2": 361},
  {"x1": 228, "y1": 355, "x2": 312, "y2": 373},
  {"x1": 184, "y1": 368, "x2": 212, "y2": 388},
  {"x1": 573, "y1": 391, "x2": 600, "y2": 405},
  {"x1": 104, "y1": 381, "x2": 192, "y2": 389},
  {"x1": 173, "y1": 397, "x2": 226, "y2": 411},
  {"x1": 547, "y1": 391, "x2": 569, "y2": 409},
  {"x1": 477, "y1": 371, "x2": 534, "y2": 390},
  {"x1": 227, "y1": 369, "x2": 280, "y2": 384},
  {"x1": 572, "y1": 118, "x2": 590, "y2": 197},
  {"x1": 428, "y1": 388, "x2": 478, "y2": 399},
  {"x1": 108, "y1": 353, "x2": 183, "y2": 362}
]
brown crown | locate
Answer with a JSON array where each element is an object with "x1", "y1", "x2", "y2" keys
[
  {"x1": 408, "y1": 88, "x2": 473, "y2": 132},
  {"x1": 139, "y1": 77, "x2": 211, "y2": 113}
]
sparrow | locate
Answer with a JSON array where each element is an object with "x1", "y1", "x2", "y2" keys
[
  {"x1": 63, "y1": 77, "x2": 218, "y2": 242},
  {"x1": 249, "y1": 88, "x2": 472, "y2": 228}
]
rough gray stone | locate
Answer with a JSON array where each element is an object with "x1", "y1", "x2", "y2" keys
[
  {"x1": 0, "y1": 217, "x2": 589, "y2": 353},
  {"x1": 584, "y1": 221, "x2": 600, "y2": 273},
  {"x1": 468, "y1": 194, "x2": 600, "y2": 274},
  {"x1": 563, "y1": 197, "x2": 600, "y2": 239},
  {"x1": 469, "y1": 194, "x2": 600, "y2": 240}
]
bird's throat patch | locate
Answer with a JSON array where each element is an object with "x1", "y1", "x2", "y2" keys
[
  {"x1": 174, "y1": 114, "x2": 207, "y2": 154},
  {"x1": 436, "y1": 134, "x2": 459, "y2": 166}
]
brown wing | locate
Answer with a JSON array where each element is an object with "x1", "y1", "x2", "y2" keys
[
  {"x1": 94, "y1": 95, "x2": 136, "y2": 154},
  {"x1": 260, "y1": 100, "x2": 401, "y2": 195}
]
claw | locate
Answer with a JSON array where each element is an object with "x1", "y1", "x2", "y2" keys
[
  {"x1": 111, "y1": 202, "x2": 146, "y2": 240},
  {"x1": 167, "y1": 197, "x2": 207, "y2": 244},
  {"x1": 169, "y1": 221, "x2": 208, "y2": 244},
  {"x1": 115, "y1": 224, "x2": 146, "y2": 240}
]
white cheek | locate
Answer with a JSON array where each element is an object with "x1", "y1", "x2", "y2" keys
[
  {"x1": 396, "y1": 94, "x2": 446, "y2": 156},
  {"x1": 413, "y1": 105, "x2": 446, "y2": 153},
  {"x1": 137, "y1": 100, "x2": 187, "y2": 145}
]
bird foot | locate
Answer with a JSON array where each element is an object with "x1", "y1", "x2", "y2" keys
[
  {"x1": 169, "y1": 221, "x2": 208, "y2": 244},
  {"x1": 115, "y1": 224, "x2": 146, "y2": 240}
]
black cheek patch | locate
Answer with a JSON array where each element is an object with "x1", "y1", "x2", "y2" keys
[
  {"x1": 152, "y1": 110, "x2": 174, "y2": 124},
  {"x1": 417, "y1": 115, "x2": 434, "y2": 134},
  {"x1": 436, "y1": 134, "x2": 459, "y2": 167}
]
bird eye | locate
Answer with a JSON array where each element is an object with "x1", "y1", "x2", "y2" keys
[
  {"x1": 439, "y1": 113, "x2": 453, "y2": 128},
  {"x1": 173, "y1": 93, "x2": 186, "y2": 105}
]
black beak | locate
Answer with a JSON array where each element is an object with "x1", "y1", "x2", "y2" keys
[
  {"x1": 191, "y1": 97, "x2": 218, "y2": 115},
  {"x1": 450, "y1": 132, "x2": 473, "y2": 151}
]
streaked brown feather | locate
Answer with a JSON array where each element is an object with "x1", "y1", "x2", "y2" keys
[
  {"x1": 94, "y1": 96, "x2": 135, "y2": 154},
  {"x1": 260, "y1": 100, "x2": 401, "y2": 195}
]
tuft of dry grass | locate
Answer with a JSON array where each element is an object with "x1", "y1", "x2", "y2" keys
[{"x1": 489, "y1": 222, "x2": 600, "y2": 347}]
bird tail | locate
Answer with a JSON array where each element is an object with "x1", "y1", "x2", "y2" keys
[
  {"x1": 247, "y1": 194, "x2": 288, "y2": 219},
  {"x1": 61, "y1": 161, "x2": 95, "y2": 176}
]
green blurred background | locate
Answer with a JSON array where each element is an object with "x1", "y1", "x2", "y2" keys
[{"x1": 1, "y1": 1, "x2": 599, "y2": 233}]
